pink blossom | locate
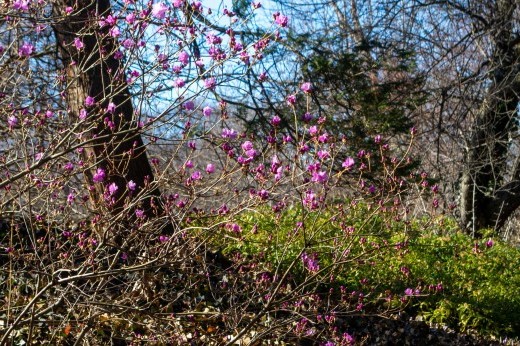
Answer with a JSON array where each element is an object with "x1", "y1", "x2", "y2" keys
[
  {"x1": 245, "y1": 149, "x2": 257, "y2": 158},
  {"x1": 106, "y1": 102, "x2": 116, "y2": 113},
  {"x1": 308, "y1": 125, "x2": 318, "y2": 136},
  {"x1": 152, "y1": 2, "x2": 169, "y2": 19},
  {"x1": 173, "y1": 0, "x2": 184, "y2": 7},
  {"x1": 302, "y1": 112, "x2": 313, "y2": 122},
  {"x1": 206, "y1": 33, "x2": 222, "y2": 45},
  {"x1": 127, "y1": 180, "x2": 136, "y2": 191},
  {"x1": 7, "y1": 116, "x2": 18, "y2": 128},
  {"x1": 64, "y1": 162, "x2": 74, "y2": 171},
  {"x1": 312, "y1": 171, "x2": 328, "y2": 184},
  {"x1": 122, "y1": 39, "x2": 135, "y2": 49},
  {"x1": 222, "y1": 128, "x2": 237, "y2": 139},
  {"x1": 109, "y1": 26, "x2": 120, "y2": 38},
  {"x1": 286, "y1": 94, "x2": 296, "y2": 105},
  {"x1": 93, "y1": 168, "x2": 106, "y2": 183},
  {"x1": 79, "y1": 109, "x2": 87, "y2": 120},
  {"x1": 317, "y1": 150, "x2": 330, "y2": 160},
  {"x1": 203, "y1": 106, "x2": 213, "y2": 117},
  {"x1": 206, "y1": 163, "x2": 215, "y2": 174},
  {"x1": 271, "y1": 115, "x2": 281, "y2": 126},
  {"x1": 258, "y1": 71, "x2": 268, "y2": 82},
  {"x1": 178, "y1": 51, "x2": 189, "y2": 65},
  {"x1": 108, "y1": 183, "x2": 119, "y2": 196},
  {"x1": 274, "y1": 12, "x2": 288, "y2": 27},
  {"x1": 13, "y1": 0, "x2": 30, "y2": 11},
  {"x1": 241, "y1": 141, "x2": 254, "y2": 151},
  {"x1": 99, "y1": 15, "x2": 116, "y2": 27},
  {"x1": 342, "y1": 157, "x2": 355, "y2": 169},
  {"x1": 300, "y1": 82, "x2": 312, "y2": 93},
  {"x1": 191, "y1": 171, "x2": 202, "y2": 180},
  {"x1": 85, "y1": 96, "x2": 95, "y2": 107},
  {"x1": 204, "y1": 77, "x2": 216, "y2": 90},
  {"x1": 135, "y1": 209, "x2": 145, "y2": 218},
  {"x1": 173, "y1": 78, "x2": 185, "y2": 88},
  {"x1": 74, "y1": 37, "x2": 84, "y2": 50},
  {"x1": 18, "y1": 42, "x2": 34, "y2": 58},
  {"x1": 183, "y1": 101, "x2": 194, "y2": 110},
  {"x1": 318, "y1": 132, "x2": 329, "y2": 143},
  {"x1": 257, "y1": 189, "x2": 269, "y2": 200},
  {"x1": 126, "y1": 12, "x2": 136, "y2": 24}
]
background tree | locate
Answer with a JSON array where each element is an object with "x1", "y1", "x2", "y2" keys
[{"x1": 231, "y1": 0, "x2": 520, "y2": 236}]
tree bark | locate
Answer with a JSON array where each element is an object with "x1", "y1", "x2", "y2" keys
[
  {"x1": 52, "y1": 0, "x2": 167, "y2": 226},
  {"x1": 459, "y1": 0, "x2": 520, "y2": 234}
]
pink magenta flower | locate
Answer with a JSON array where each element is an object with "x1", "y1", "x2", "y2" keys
[
  {"x1": 300, "y1": 82, "x2": 312, "y2": 93},
  {"x1": 85, "y1": 96, "x2": 95, "y2": 107},
  {"x1": 13, "y1": 0, "x2": 30, "y2": 11},
  {"x1": 191, "y1": 171, "x2": 202, "y2": 180},
  {"x1": 79, "y1": 109, "x2": 87, "y2": 120},
  {"x1": 241, "y1": 141, "x2": 254, "y2": 151},
  {"x1": 257, "y1": 189, "x2": 269, "y2": 200},
  {"x1": 64, "y1": 162, "x2": 74, "y2": 171},
  {"x1": 317, "y1": 150, "x2": 330, "y2": 160},
  {"x1": 93, "y1": 168, "x2": 106, "y2": 183},
  {"x1": 308, "y1": 125, "x2": 318, "y2": 136},
  {"x1": 109, "y1": 26, "x2": 120, "y2": 38},
  {"x1": 108, "y1": 182, "x2": 118, "y2": 196},
  {"x1": 18, "y1": 42, "x2": 34, "y2": 58},
  {"x1": 173, "y1": 78, "x2": 185, "y2": 88},
  {"x1": 178, "y1": 51, "x2": 189, "y2": 65},
  {"x1": 74, "y1": 37, "x2": 84, "y2": 50},
  {"x1": 286, "y1": 94, "x2": 296, "y2": 105},
  {"x1": 152, "y1": 2, "x2": 168, "y2": 19},
  {"x1": 106, "y1": 102, "x2": 116, "y2": 113},
  {"x1": 312, "y1": 171, "x2": 328, "y2": 184},
  {"x1": 271, "y1": 115, "x2": 281, "y2": 126},
  {"x1": 204, "y1": 77, "x2": 216, "y2": 90},
  {"x1": 404, "y1": 288, "x2": 413, "y2": 296},
  {"x1": 135, "y1": 209, "x2": 145, "y2": 218},
  {"x1": 302, "y1": 112, "x2": 313, "y2": 122},
  {"x1": 126, "y1": 12, "x2": 136, "y2": 24},
  {"x1": 127, "y1": 180, "x2": 136, "y2": 191},
  {"x1": 273, "y1": 12, "x2": 288, "y2": 27},
  {"x1": 203, "y1": 106, "x2": 213, "y2": 117},
  {"x1": 7, "y1": 116, "x2": 18, "y2": 128},
  {"x1": 342, "y1": 157, "x2": 355, "y2": 169},
  {"x1": 318, "y1": 132, "x2": 329, "y2": 143},
  {"x1": 183, "y1": 101, "x2": 194, "y2": 110},
  {"x1": 172, "y1": 0, "x2": 183, "y2": 7},
  {"x1": 206, "y1": 163, "x2": 215, "y2": 174},
  {"x1": 222, "y1": 128, "x2": 237, "y2": 139}
]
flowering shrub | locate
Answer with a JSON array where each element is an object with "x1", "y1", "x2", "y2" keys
[{"x1": 0, "y1": 0, "x2": 517, "y2": 345}]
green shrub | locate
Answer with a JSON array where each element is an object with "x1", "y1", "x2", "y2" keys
[{"x1": 203, "y1": 204, "x2": 520, "y2": 337}]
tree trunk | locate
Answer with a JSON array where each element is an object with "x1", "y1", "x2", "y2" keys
[
  {"x1": 459, "y1": 0, "x2": 520, "y2": 234},
  {"x1": 52, "y1": 0, "x2": 168, "y2": 228}
]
